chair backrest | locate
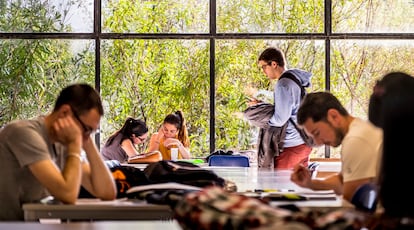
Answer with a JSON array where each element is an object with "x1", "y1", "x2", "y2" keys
[
  {"x1": 208, "y1": 155, "x2": 250, "y2": 167},
  {"x1": 351, "y1": 182, "x2": 378, "y2": 213}
]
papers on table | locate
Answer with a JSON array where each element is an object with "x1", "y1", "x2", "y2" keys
[
  {"x1": 238, "y1": 189, "x2": 337, "y2": 201},
  {"x1": 297, "y1": 190, "x2": 337, "y2": 200},
  {"x1": 126, "y1": 182, "x2": 202, "y2": 194},
  {"x1": 75, "y1": 198, "x2": 136, "y2": 205}
]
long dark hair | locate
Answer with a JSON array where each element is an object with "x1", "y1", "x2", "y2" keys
[
  {"x1": 368, "y1": 72, "x2": 414, "y2": 218},
  {"x1": 105, "y1": 117, "x2": 148, "y2": 146},
  {"x1": 163, "y1": 110, "x2": 190, "y2": 147}
]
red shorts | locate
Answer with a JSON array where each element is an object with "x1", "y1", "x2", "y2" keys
[{"x1": 274, "y1": 144, "x2": 312, "y2": 170}]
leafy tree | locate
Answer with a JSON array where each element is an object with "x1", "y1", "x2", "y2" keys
[
  {"x1": 2, "y1": 0, "x2": 414, "y2": 159},
  {"x1": 0, "y1": 0, "x2": 90, "y2": 126}
]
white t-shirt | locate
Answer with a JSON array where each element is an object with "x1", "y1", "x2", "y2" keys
[{"x1": 341, "y1": 118, "x2": 383, "y2": 182}]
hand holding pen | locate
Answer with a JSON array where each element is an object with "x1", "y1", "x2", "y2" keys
[{"x1": 290, "y1": 164, "x2": 313, "y2": 188}]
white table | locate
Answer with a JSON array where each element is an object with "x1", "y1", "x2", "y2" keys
[
  {"x1": 23, "y1": 165, "x2": 344, "y2": 222},
  {"x1": 207, "y1": 166, "x2": 344, "y2": 207},
  {"x1": 126, "y1": 163, "x2": 344, "y2": 207},
  {"x1": 23, "y1": 199, "x2": 172, "y2": 222},
  {"x1": 209, "y1": 167, "x2": 300, "y2": 192}
]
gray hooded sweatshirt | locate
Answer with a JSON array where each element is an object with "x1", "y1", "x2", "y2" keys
[{"x1": 268, "y1": 68, "x2": 312, "y2": 148}]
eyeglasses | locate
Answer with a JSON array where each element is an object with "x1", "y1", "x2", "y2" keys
[
  {"x1": 259, "y1": 63, "x2": 271, "y2": 71},
  {"x1": 71, "y1": 107, "x2": 94, "y2": 136},
  {"x1": 259, "y1": 62, "x2": 277, "y2": 71}
]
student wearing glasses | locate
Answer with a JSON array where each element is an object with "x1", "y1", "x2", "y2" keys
[
  {"x1": 101, "y1": 117, "x2": 149, "y2": 162},
  {"x1": 147, "y1": 110, "x2": 191, "y2": 160},
  {"x1": 0, "y1": 83, "x2": 117, "y2": 221},
  {"x1": 253, "y1": 47, "x2": 313, "y2": 169}
]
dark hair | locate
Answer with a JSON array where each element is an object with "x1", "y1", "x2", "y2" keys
[
  {"x1": 105, "y1": 117, "x2": 148, "y2": 146},
  {"x1": 369, "y1": 72, "x2": 414, "y2": 127},
  {"x1": 297, "y1": 91, "x2": 349, "y2": 125},
  {"x1": 368, "y1": 72, "x2": 414, "y2": 218},
  {"x1": 163, "y1": 110, "x2": 190, "y2": 147},
  {"x1": 53, "y1": 83, "x2": 103, "y2": 116},
  {"x1": 258, "y1": 47, "x2": 286, "y2": 67}
]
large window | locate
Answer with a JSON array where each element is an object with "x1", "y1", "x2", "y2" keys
[{"x1": 1, "y1": 0, "x2": 413, "y2": 158}]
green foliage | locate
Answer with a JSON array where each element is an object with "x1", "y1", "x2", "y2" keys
[
  {"x1": 104, "y1": 0, "x2": 208, "y2": 33},
  {"x1": 217, "y1": 0, "x2": 324, "y2": 33},
  {"x1": 0, "y1": 0, "x2": 88, "y2": 125},
  {"x1": 98, "y1": 39, "x2": 210, "y2": 155},
  {"x1": 2, "y1": 0, "x2": 414, "y2": 160}
]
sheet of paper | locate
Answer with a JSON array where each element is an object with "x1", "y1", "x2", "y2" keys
[
  {"x1": 75, "y1": 198, "x2": 136, "y2": 205},
  {"x1": 126, "y1": 182, "x2": 202, "y2": 194}
]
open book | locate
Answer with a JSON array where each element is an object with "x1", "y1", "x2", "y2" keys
[{"x1": 127, "y1": 150, "x2": 162, "y2": 164}]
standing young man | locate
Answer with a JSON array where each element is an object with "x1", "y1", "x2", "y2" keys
[
  {"x1": 257, "y1": 47, "x2": 313, "y2": 169},
  {"x1": 0, "y1": 83, "x2": 117, "y2": 220}
]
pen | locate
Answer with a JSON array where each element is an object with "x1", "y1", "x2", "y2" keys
[{"x1": 308, "y1": 162, "x2": 319, "y2": 170}]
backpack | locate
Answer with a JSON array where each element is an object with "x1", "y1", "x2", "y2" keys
[
  {"x1": 78, "y1": 165, "x2": 152, "y2": 199},
  {"x1": 110, "y1": 165, "x2": 152, "y2": 198},
  {"x1": 143, "y1": 160, "x2": 226, "y2": 188},
  {"x1": 280, "y1": 73, "x2": 315, "y2": 147},
  {"x1": 119, "y1": 161, "x2": 229, "y2": 205}
]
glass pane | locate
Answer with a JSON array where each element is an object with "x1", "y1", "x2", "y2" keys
[
  {"x1": 329, "y1": 40, "x2": 414, "y2": 158},
  {"x1": 0, "y1": 0, "x2": 93, "y2": 33},
  {"x1": 102, "y1": 0, "x2": 209, "y2": 33},
  {"x1": 331, "y1": 40, "x2": 414, "y2": 118},
  {"x1": 215, "y1": 40, "x2": 325, "y2": 159},
  {"x1": 217, "y1": 0, "x2": 324, "y2": 33},
  {"x1": 100, "y1": 39, "x2": 210, "y2": 156},
  {"x1": 333, "y1": 0, "x2": 414, "y2": 33},
  {"x1": 0, "y1": 39, "x2": 95, "y2": 125}
]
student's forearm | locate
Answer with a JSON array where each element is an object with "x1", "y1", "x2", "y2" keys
[
  {"x1": 309, "y1": 174, "x2": 343, "y2": 195},
  {"x1": 82, "y1": 138, "x2": 117, "y2": 200},
  {"x1": 60, "y1": 157, "x2": 83, "y2": 203},
  {"x1": 147, "y1": 134, "x2": 161, "y2": 152},
  {"x1": 178, "y1": 143, "x2": 191, "y2": 159},
  {"x1": 147, "y1": 141, "x2": 160, "y2": 152},
  {"x1": 29, "y1": 158, "x2": 82, "y2": 204}
]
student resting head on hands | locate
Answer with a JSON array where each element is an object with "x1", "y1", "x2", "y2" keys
[
  {"x1": 101, "y1": 117, "x2": 149, "y2": 162},
  {"x1": 147, "y1": 110, "x2": 191, "y2": 160},
  {"x1": 0, "y1": 83, "x2": 117, "y2": 221}
]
